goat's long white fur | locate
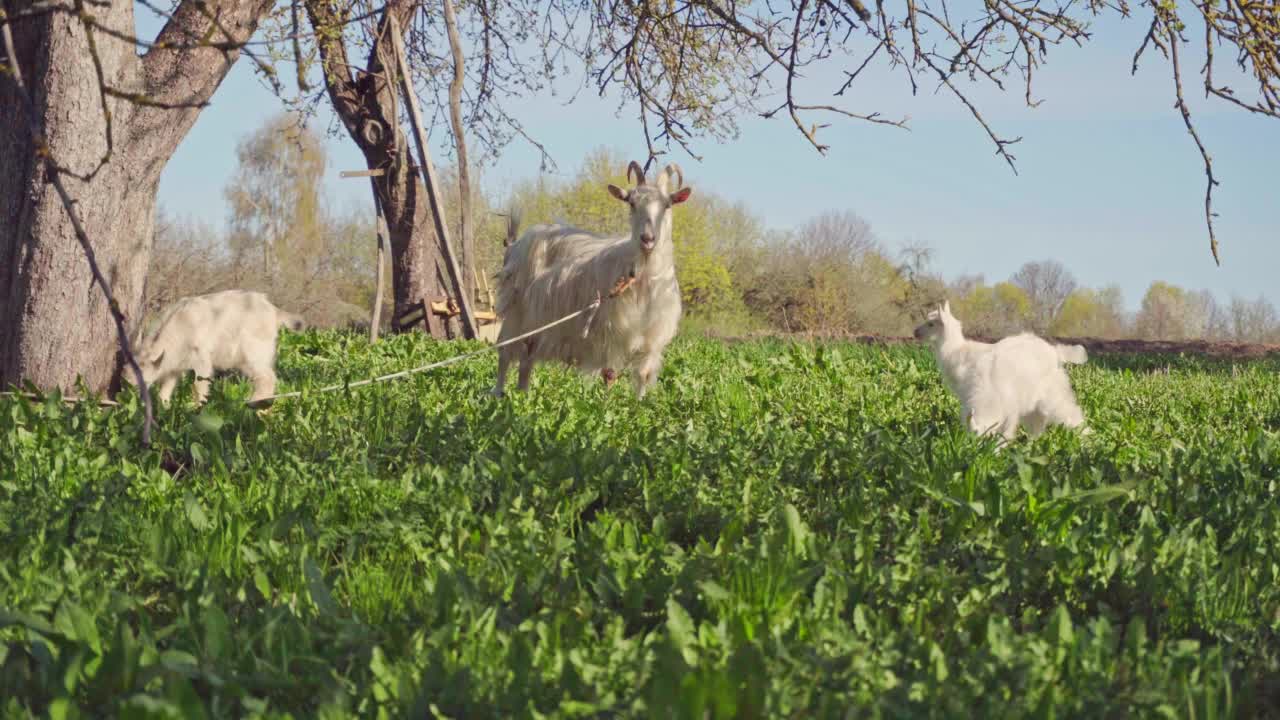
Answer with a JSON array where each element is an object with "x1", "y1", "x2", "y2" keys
[
  {"x1": 135, "y1": 289, "x2": 305, "y2": 406},
  {"x1": 494, "y1": 161, "x2": 691, "y2": 397},
  {"x1": 915, "y1": 301, "x2": 1089, "y2": 442}
]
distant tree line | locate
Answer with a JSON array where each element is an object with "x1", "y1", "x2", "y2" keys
[{"x1": 151, "y1": 122, "x2": 1280, "y2": 345}]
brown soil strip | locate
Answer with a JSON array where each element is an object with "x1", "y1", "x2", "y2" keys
[{"x1": 705, "y1": 330, "x2": 1280, "y2": 360}]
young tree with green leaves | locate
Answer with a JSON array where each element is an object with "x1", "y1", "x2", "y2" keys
[{"x1": 1051, "y1": 287, "x2": 1128, "y2": 339}]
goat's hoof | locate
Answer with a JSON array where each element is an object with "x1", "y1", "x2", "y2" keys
[{"x1": 489, "y1": 388, "x2": 505, "y2": 399}]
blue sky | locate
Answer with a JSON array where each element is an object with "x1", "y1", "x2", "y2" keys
[{"x1": 141, "y1": 8, "x2": 1278, "y2": 311}]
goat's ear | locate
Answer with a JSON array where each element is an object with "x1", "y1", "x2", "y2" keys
[
  {"x1": 147, "y1": 349, "x2": 165, "y2": 368},
  {"x1": 607, "y1": 184, "x2": 629, "y2": 202},
  {"x1": 669, "y1": 187, "x2": 692, "y2": 205}
]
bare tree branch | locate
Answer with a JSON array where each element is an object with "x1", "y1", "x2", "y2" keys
[{"x1": 1162, "y1": 11, "x2": 1221, "y2": 266}]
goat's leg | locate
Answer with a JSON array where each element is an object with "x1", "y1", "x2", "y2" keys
[
  {"x1": 156, "y1": 375, "x2": 178, "y2": 405},
  {"x1": 1041, "y1": 376, "x2": 1088, "y2": 433},
  {"x1": 969, "y1": 412, "x2": 1015, "y2": 452},
  {"x1": 1022, "y1": 411, "x2": 1049, "y2": 439},
  {"x1": 1049, "y1": 398, "x2": 1088, "y2": 434},
  {"x1": 633, "y1": 353, "x2": 663, "y2": 398},
  {"x1": 516, "y1": 357, "x2": 534, "y2": 392},
  {"x1": 192, "y1": 354, "x2": 215, "y2": 406},
  {"x1": 515, "y1": 339, "x2": 537, "y2": 392},
  {"x1": 966, "y1": 409, "x2": 1004, "y2": 439},
  {"x1": 997, "y1": 416, "x2": 1020, "y2": 443},
  {"x1": 247, "y1": 367, "x2": 278, "y2": 405},
  {"x1": 492, "y1": 347, "x2": 513, "y2": 397}
]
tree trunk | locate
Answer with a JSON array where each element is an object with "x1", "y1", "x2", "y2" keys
[
  {"x1": 305, "y1": 0, "x2": 470, "y2": 338},
  {"x1": 0, "y1": 0, "x2": 276, "y2": 393},
  {"x1": 384, "y1": 160, "x2": 455, "y2": 329}
]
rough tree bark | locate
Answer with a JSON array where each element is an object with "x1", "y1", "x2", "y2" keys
[
  {"x1": 304, "y1": 0, "x2": 471, "y2": 338},
  {"x1": 0, "y1": 0, "x2": 276, "y2": 392}
]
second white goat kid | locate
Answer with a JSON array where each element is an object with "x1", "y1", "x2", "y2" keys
[
  {"x1": 493, "y1": 160, "x2": 692, "y2": 397},
  {"x1": 134, "y1": 289, "x2": 305, "y2": 406},
  {"x1": 914, "y1": 301, "x2": 1089, "y2": 442}
]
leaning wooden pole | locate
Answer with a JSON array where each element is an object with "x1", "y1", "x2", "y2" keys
[
  {"x1": 442, "y1": 0, "x2": 475, "y2": 308},
  {"x1": 339, "y1": 168, "x2": 390, "y2": 342},
  {"x1": 370, "y1": 185, "x2": 388, "y2": 342},
  {"x1": 387, "y1": 15, "x2": 477, "y2": 339}
]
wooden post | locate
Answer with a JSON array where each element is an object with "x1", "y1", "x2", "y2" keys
[
  {"x1": 369, "y1": 187, "x2": 388, "y2": 342},
  {"x1": 424, "y1": 295, "x2": 446, "y2": 337},
  {"x1": 387, "y1": 15, "x2": 478, "y2": 340},
  {"x1": 481, "y1": 268, "x2": 495, "y2": 311},
  {"x1": 341, "y1": 168, "x2": 389, "y2": 342}
]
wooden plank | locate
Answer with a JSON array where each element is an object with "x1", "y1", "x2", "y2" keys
[
  {"x1": 429, "y1": 298, "x2": 464, "y2": 317},
  {"x1": 397, "y1": 306, "x2": 426, "y2": 328},
  {"x1": 394, "y1": 299, "x2": 426, "y2": 331},
  {"x1": 387, "y1": 16, "x2": 478, "y2": 340},
  {"x1": 479, "y1": 266, "x2": 495, "y2": 310},
  {"x1": 424, "y1": 295, "x2": 446, "y2": 337},
  {"x1": 338, "y1": 162, "x2": 389, "y2": 341}
]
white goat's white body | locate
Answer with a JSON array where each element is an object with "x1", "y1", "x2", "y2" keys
[
  {"x1": 136, "y1": 289, "x2": 304, "y2": 405},
  {"x1": 494, "y1": 163, "x2": 691, "y2": 397},
  {"x1": 495, "y1": 222, "x2": 682, "y2": 395},
  {"x1": 937, "y1": 334, "x2": 1087, "y2": 439},
  {"x1": 917, "y1": 303, "x2": 1088, "y2": 441}
]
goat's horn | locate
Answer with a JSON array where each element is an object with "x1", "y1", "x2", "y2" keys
[
  {"x1": 663, "y1": 163, "x2": 684, "y2": 190},
  {"x1": 627, "y1": 160, "x2": 646, "y2": 186}
]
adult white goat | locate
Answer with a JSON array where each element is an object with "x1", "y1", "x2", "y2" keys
[
  {"x1": 914, "y1": 300, "x2": 1089, "y2": 442},
  {"x1": 134, "y1": 289, "x2": 305, "y2": 406},
  {"x1": 493, "y1": 160, "x2": 692, "y2": 397}
]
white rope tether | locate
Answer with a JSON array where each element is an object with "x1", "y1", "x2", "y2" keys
[{"x1": 255, "y1": 294, "x2": 604, "y2": 404}]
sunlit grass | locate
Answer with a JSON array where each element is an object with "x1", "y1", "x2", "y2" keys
[{"x1": 2, "y1": 332, "x2": 1278, "y2": 717}]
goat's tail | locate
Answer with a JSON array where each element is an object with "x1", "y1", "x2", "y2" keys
[
  {"x1": 504, "y1": 208, "x2": 522, "y2": 249},
  {"x1": 1055, "y1": 343, "x2": 1088, "y2": 365},
  {"x1": 278, "y1": 311, "x2": 306, "y2": 332},
  {"x1": 497, "y1": 208, "x2": 550, "y2": 318}
]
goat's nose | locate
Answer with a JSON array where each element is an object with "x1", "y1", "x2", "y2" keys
[{"x1": 641, "y1": 233, "x2": 655, "y2": 245}]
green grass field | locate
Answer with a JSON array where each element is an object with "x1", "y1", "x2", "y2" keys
[{"x1": 3, "y1": 332, "x2": 1279, "y2": 718}]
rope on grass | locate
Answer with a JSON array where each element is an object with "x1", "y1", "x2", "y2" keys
[
  {"x1": 254, "y1": 293, "x2": 606, "y2": 404},
  {"x1": 0, "y1": 391, "x2": 119, "y2": 407}
]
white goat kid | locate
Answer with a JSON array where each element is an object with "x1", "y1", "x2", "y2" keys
[
  {"x1": 493, "y1": 160, "x2": 692, "y2": 397},
  {"x1": 135, "y1": 289, "x2": 305, "y2": 406},
  {"x1": 914, "y1": 301, "x2": 1089, "y2": 442}
]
